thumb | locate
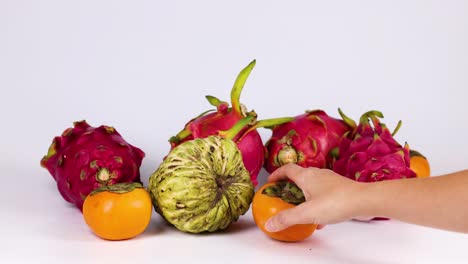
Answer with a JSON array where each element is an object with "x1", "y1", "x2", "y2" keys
[{"x1": 264, "y1": 203, "x2": 315, "y2": 232}]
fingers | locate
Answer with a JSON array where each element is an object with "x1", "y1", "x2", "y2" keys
[
  {"x1": 264, "y1": 202, "x2": 317, "y2": 232},
  {"x1": 268, "y1": 163, "x2": 306, "y2": 186}
]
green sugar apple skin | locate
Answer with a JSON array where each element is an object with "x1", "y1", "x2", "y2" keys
[{"x1": 148, "y1": 136, "x2": 254, "y2": 233}]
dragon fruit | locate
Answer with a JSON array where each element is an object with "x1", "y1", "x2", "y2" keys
[
  {"x1": 264, "y1": 110, "x2": 351, "y2": 173},
  {"x1": 331, "y1": 109, "x2": 416, "y2": 182},
  {"x1": 41, "y1": 121, "x2": 145, "y2": 210},
  {"x1": 169, "y1": 60, "x2": 292, "y2": 186}
]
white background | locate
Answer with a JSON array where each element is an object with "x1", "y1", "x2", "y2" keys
[{"x1": 1, "y1": 1, "x2": 467, "y2": 263}]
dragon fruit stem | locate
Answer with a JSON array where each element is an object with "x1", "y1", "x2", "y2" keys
[
  {"x1": 205, "y1": 95, "x2": 226, "y2": 108},
  {"x1": 263, "y1": 117, "x2": 295, "y2": 128},
  {"x1": 238, "y1": 117, "x2": 294, "y2": 142},
  {"x1": 219, "y1": 116, "x2": 255, "y2": 140},
  {"x1": 360, "y1": 110, "x2": 384, "y2": 124},
  {"x1": 169, "y1": 129, "x2": 192, "y2": 145},
  {"x1": 392, "y1": 120, "x2": 402, "y2": 136},
  {"x1": 231, "y1": 59, "x2": 256, "y2": 116},
  {"x1": 169, "y1": 108, "x2": 221, "y2": 145},
  {"x1": 338, "y1": 108, "x2": 357, "y2": 128},
  {"x1": 251, "y1": 117, "x2": 294, "y2": 130}
]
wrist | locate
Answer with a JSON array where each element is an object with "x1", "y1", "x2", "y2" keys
[{"x1": 350, "y1": 182, "x2": 380, "y2": 219}]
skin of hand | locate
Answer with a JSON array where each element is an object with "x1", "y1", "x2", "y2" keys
[
  {"x1": 264, "y1": 163, "x2": 468, "y2": 234},
  {"x1": 264, "y1": 164, "x2": 361, "y2": 232}
]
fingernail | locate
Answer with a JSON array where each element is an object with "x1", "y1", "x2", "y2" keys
[{"x1": 265, "y1": 218, "x2": 278, "y2": 232}]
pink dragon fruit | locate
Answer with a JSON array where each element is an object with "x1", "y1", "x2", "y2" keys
[
  {"x1": 169, "y1": 60, "x2": 292, "y2": 186},
  {"x1": 331, "y1": 109, "x2": 416, "y2": 182},
  {"x1": 264, "y1": 110, "x2": 352, "y2": 173},
  {"x1": 41, "y1": 121, "x2": 145, "y2": 210}
]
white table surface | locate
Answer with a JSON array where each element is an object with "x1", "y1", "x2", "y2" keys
[
  {"x1": 2, "y1": 1, "x2": 468, "y2": 263},
  {"x1": 1, "y1": 162, "x2": 467, "y2": 264}
]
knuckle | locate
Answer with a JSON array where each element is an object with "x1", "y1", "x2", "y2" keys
[{"x1": 284, "y1": 163, "x2": 296, "y2": 170}]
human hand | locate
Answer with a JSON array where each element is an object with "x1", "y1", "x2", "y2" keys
[{"x1": 264, "y1": 164, "x2": 364, "y2": 232}]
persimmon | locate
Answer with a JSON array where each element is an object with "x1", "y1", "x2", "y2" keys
[
  {"x1": 83, "y1": 182, "x2": 152, "y2": 240},
  {"x1": 252, "y1": 182, "x2": 317, "y2": 242},
  {"x1": 410, "y1": 150, "x2": 430, "y2": 178}
]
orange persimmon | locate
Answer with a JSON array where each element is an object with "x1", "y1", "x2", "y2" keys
[
  {"x1": 252, "y1": 182, "x2": 317, "y2": 242},
  {"x1": 83, "y1": 182, "x2": 152, "y2": 240},
  {"x1": 410, "y1": 150, "x2": 430, "y2": 178}
]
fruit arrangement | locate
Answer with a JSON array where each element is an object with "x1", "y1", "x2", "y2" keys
[{"x1": 41, "y1": 60, "x2": 430, "y2": 241}]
